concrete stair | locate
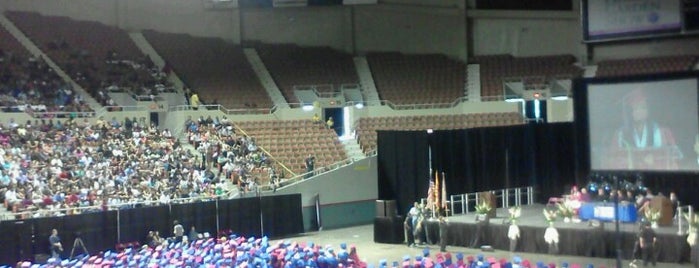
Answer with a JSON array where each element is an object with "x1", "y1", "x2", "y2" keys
[
  {"x1": 341, "y1": 138, "x2": 365, "y2": 161},
  {"x1": 353, "y1": 57, "x2": 380, "y2": 104},
  {"x1": 244, "y1": 48, "x2": 289, "y2": 109},
  {"x1": 466, "y1": 64, "x2": 482, "y2": 102},
  {"x1": 128, "y1": 32, "x2": 187, "y2": 105}
]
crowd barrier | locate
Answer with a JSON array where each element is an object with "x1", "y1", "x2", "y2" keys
[{"x1": 0, "y1": 194, "x2": 303, "y2": 265}]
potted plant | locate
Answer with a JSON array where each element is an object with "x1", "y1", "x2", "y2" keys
[
  {"x1": 507, "y1": 206, "x2": 522, "y2": 251},
  {"x1": 557, "y1": 202, "x2": 575, "y2": 223},
  {"x1": 685, "y1": 212, "x2": 699, "y2": 266},
  {"x1": 685, "y1": 212, "x2": 699, "y2": 246},
  {"x1": 475, "y1": 200, "x2": 492, "y2": 222},
  {"x1": 644, "y1": 208, "x2": 661, "y2": 228},
  {"x1": 543, "y1": 208, "x2": 559, "y2": 254}
]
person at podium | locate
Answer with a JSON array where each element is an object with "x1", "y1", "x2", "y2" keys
[{"x1": 609, "y1": 89, "x2": 682, "y2": 170}]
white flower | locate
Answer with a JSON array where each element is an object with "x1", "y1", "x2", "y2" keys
[
  {"x1": 508, "y1": 224, "x2": 520, "y2": 240},
  {"x1": 508, "y1": 206, "x2": 521, "y2": 219},
  {"x1": 689, "y1": 230, "x2": 697, "y2": 247},
  {"x1": 544, "y1": 227, "x2": 559, "y2": 244}
]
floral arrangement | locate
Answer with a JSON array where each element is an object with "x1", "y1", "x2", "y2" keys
[
  {"x1": 544, "y1": 226, "x2": 559, "y2": 244},
  {"x1": 543, "y1": 208, "x2": 557, "y2": 224},
  {"x1": 557, "y1": 202, "x2": 575, "y2": 219},
  {"x1": 475, "y1": 200, "x2": 492, "y2": 215},
  {"x1": 508, "y1": 206, "x2": 522, "y2": 223},
  {"x1": 644, "y1": 208, "x2": 661, "y2": 223},
  {"x1": 685, "y1": 212, "x2": 699, "y2": 230},
  {"x1": 684, "y1": 212, "x2": 699, "y2": 246}
]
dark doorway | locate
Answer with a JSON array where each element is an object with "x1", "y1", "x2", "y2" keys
[
  {"x1": 150, "y1": 112, "x2": 159, "y2": 127},
  {"x1": 324, "y1": 108, "x2": 343, "y2": 136}
]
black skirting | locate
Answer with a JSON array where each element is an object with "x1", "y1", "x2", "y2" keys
[{"x1": 424, "y1": 220, "x2": 691, "y2": 263}]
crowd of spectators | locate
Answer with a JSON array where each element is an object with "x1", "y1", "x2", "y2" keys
[
  {"x1": 0, "y1": 115, "x2": 232, "y2": 219},
  {"x1": 51, "y1": 42, "x2": 176, "y2": 107},
  {"x1": 0, "y1": 50, "x2": 92, "y2": 117},
  {"x1": 184, "y1": 115, "x2": 278, "y2": 195}
]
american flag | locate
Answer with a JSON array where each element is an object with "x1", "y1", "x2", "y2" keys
[{"x1": 426, "y1": 178, "x2": 435, "y2": 210}]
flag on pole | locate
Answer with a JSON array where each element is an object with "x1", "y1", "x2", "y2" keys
[
  {"x1": 435, "y1": 171, "x2": 440, "y2": 210},
  {"x1": 441, "y1": 172, "x2": 447, "y2": 210},
  {"x1": 426, "y1": 178, "x2": 434, "y2": 210}
]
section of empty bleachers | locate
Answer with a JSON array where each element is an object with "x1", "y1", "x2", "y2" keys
[
  {"x1": 6, "y1": 11, "x2": 170, "y2": 107},
  {"x1": 366, "y1": 52, "x2": 466, "y2": 107},
  {"x1": 472, "y1": 54, "x2": 582, "y2": 100},
  {"x1": 235, "y1": 120, "x2": 347, "y2": 175},
  {"x1": 0, "y1": 21, "x2": 90, "y2": 116},
  {"x1": 255, "y1": 43, "x2": 359, "y2": 105},
  {"x1": 596, "y1": 55, "x2": 697, "y2": 77},
  {"x1": 355, "y1": 113, "x2": 525, "y2": 153},
  {"x1": 143, "y1": 31, "x2": 272, "y2": 110}
]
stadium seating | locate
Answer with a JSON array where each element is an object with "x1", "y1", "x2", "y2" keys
[
  {"x1": 471, "y1": 54, "x2": 582, "y2": 100},
  {"x1": 0, "y1": 21, "x2": 90, "y2": 116},
  {"x1": 255, "y1": 43, "x2": 359, "y2": 105},
  {"x1": 234, "y1": 119, "x2": 347, "y2": 175},
  {"x1": 143, "y1": 31, "x2": 272, "y2": 110},
  {"x1": 367, "y1": 52, "x2": 466, "y2": 106},
  {"x1": 355, "y1": 113, "x2": 525, "y2": 153},
  {"x1": 596, "y1": 55, "x2": 698, "y2": 77},
  {"x1": 5, "y1": 11, "x2": 171, "y2": 106}
]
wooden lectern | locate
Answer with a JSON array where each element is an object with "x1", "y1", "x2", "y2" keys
[
  {"x1": 650, "y1": 195, "x2": 674, "y2": 226},
  {"x1": 478, "y1": 191, "x2": 497, "y2": 218}
]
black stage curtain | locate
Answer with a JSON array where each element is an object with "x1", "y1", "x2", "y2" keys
[
  {"x1": 170, "y1": 201, "x2": 218, "y2": 237},
  {"x1": 261, "y1": 194, "x2": 304, "y2": 238},
  {"x1": 378, "y1": 124, "x2": 578, "y2": 214},
  {"x1": 0, "y1": 220, "x2": 33, "y2": 264},
  {"x1": 426, "y1": 221, "x2": 690, "y2": 263},
  {"x1": 218, "y1": 197, "x2": 262, "y2": 238},
  {"x1": 118, "y1": 205, "x2": 170, "y2": 245}
]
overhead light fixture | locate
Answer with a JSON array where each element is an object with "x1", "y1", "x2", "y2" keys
[
  {"x1": 302, "y1": 104, "x2": 314, "y2": 111},
  {"x1": 354, "y1": 103, "x2": 364, "y2": 109},
  {"x1": 551, "y1": 95, "x2": 569, "y2": 101},
  {"x1": 505, "y1": 98, "x2": 524, "y2": 103}
]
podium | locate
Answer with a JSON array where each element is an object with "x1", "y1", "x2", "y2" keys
[
  {"x1": 650, "y1": 196, "x2": 673, "y2": 226},
  {"x1": 478, "y1": 192, "x2": 497, "y2": 218}
]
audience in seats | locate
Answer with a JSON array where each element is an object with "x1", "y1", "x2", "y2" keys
[
  {"x1": 0, "y1": 50, "x2": 92, "y2": 116},
  {"x1": 5, "y1": 11, "x2": 174, "y2": 109},
  {"x1": 0, "y1": 116, "x2": 237, "y2": 219},
  {"x1": 183, "y1": 116, "x2": 273, "y2": 195}
]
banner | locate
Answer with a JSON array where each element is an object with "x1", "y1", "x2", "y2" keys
[{"x1": 586, "y1": 0, "x2": 681, "y2": 39}]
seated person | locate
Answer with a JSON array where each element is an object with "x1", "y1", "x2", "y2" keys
[{"x1": 594, "y1": 188, "x2": 609, "y2": 202}]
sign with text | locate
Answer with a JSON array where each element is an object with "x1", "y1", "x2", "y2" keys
[{"x1": 584, "y1": 0, "x2": 681, "y2": 41}]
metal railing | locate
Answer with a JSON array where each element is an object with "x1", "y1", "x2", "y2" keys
[
  {"x1": 446, "y1": 186, "x2": 535, "y2": 215},
  {"x1": 677, "y1": 204, "x2": 694, "y2": 235},
  {"x1": 168, "y1": 104, "x2": 274, "y2": 115}
]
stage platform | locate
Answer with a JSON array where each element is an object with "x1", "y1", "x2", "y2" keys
[{"x1": 417, "y1": 204, "x2": 692, "y2": 263}]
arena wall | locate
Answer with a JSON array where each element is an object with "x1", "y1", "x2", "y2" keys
[{"x1": 270, "y1": 156, "x2": 378, "y2": 231}]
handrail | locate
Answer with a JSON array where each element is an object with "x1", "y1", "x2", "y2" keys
[
  {"x1": 168, "y1": 104, "x2": 274, "y2": 115},
  {"x1": 444, "y1": 186, "x2": 535, "y2": 216},
  {"x1": 5, "y1": 193, "x2": 232, "y2": 221},
  {"x1": 228, "y1": 123, "x2": 297, "y2": 178},
  {"x1": 259, "y1": 158, "x2": 356, "y2": 192}
]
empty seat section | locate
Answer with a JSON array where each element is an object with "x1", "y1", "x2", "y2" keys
[{"x1": 143, "y1": 31, "x2": 272, "y2": 110}]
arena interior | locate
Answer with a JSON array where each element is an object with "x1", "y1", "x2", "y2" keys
[{"x1": 0, "y1": 0, "x2": 698, "y2": 267}]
